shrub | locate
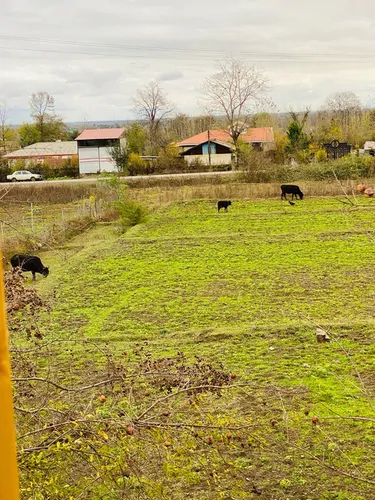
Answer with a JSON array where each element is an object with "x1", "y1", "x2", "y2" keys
[
  {"x1": 127, "y1": 153, "x2": 147, "y2": 176},
  {"x1": 108, "y1": 143, "x2": 128, "y2": 173},
  {"x1": 239, "y1": 155, "x2": 375, "y2": 183},
  {"x1": 114, "y1": 199, "x2": 148, "y2": 231},
  {"x1": 184, "y1": 157, "x2": 205, "y2": 173},
  {"x1": 315, "y1": 149, "x2": 328, "y2": 162},
  {"x1": 107, "y1": 178, "x2": 148, "y2": 230},
  {"x1": 155, "y1": 143, "x2": 184, "y2": 174},
  {"x1": 0, "y1": 158, "x2": 12, "y2": 181},
  {"x1": 240, "y1": 148, "x2": 272, "y2": 182},
  {"x1": 33, "y1": 157, "x2": 79, "y2": 179},
  {"x1": 8, "y1": 157, "x2": 80, "y2": 179}
]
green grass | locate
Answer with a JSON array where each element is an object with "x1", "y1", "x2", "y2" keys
[
  {"x1": 45, "y1": 198, "x2": 375, "y2": 338},
  {"x1": 26, "y1": 196, "x2": 375, "y2": 498}
]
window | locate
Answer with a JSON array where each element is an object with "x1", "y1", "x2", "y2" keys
[{"x1": 78, "y1": 139, "x2": 118, "y2": 148}]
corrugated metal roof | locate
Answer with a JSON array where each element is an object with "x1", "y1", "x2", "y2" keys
[
  {"x1": 5, "y1": 141, "x2": 77, "y2": 159},
  {"x1": 75, "y1": 128, "x2": 125, "y2": 141},
  {"x1": 177, "y1": 127, "x2": 274, "y2": 147}
]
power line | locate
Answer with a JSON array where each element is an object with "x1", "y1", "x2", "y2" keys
[
  {"x1": 0, "y1": 45, "x2": 374, "y2": 65},
  {"x1": 0, "y1": 35, "x2": 374, "y2": 62}
]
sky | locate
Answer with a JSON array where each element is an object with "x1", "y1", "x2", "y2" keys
[{"x1": 1, "y1": 0, "x2": 375, "y2": 124}]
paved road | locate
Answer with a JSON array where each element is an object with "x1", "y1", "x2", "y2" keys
[{"x1": 2, "y1": 170, "x2": 239, "y2": 187}]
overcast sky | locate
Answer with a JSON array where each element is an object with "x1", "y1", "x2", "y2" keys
[{"x1": 1, "y1": 0, "x2": 375, "y2": 124}]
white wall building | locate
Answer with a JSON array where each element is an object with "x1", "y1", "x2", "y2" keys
[{"x1": 75, "y1": 128, "x2": 126, "y2": 174}]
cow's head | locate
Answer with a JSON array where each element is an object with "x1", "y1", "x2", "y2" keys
[
  {"x1": 42, "y1": 267, "x2": 50, "y2": 277},
  {"x1": 228, "y1": 201, "x2": 232, "y2": 206},
  {"x1": 299, "y1": 192, "x2": 304, "y2": 200}
]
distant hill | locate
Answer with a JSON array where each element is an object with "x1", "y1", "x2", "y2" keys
[{"x1": 66, "y1": 120, "x2": 134, "y2": 129}]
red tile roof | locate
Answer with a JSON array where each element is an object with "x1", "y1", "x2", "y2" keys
[
  {"x1": 75, "y1": 128, "x2": 125, "y2": 141},
  {"x1": 178, "y1": 130, "x2": 231, "y2": 146},
  {"x1": 178, "y1": 127, "x2": 274, "y2": 146},
  {"x1": 246, "y1": 127, "x2": 274, "y2": 142}
]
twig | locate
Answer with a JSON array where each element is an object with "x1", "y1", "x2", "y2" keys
[
  {"x1": 291, "y1": 443, "x2": 375, "y2": 486},
  {"x1": 137, "y1": 421, "x2": 254, "y2": 431},
  {"x1": 134, "y1": 383, "x2": 249, "y2": 421},
  {"x1": 14, "y1": 406, "x2": 65, "y2": 415},
  {"x1": 13, "y1": 376, "x2": 118, "y2": 393}
]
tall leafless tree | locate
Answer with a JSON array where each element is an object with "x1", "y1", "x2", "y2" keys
[
  {"x1": 201, "y1": 59, "x2": 270, "y2": 146},
  {"x1": 29, "y1": 92, "x2": 56, "y2": 141},
  {"x1": 0, "y1": 104, "x2": 9, "y2": 154},
  {"x1": 133, "y1": 82, "x2": 174, "y2": 136},
  {"x1": 323, "y1": 92, "x2": 362, "y2": 139}
]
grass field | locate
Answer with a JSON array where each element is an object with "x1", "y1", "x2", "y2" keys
[{"x1": 16, "y1": 196, "x2": 375, "y2": 499}]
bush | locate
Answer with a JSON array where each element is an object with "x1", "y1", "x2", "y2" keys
[
  {"x1": 240, "y1": 149, "x2": 272, "y2": 182},
  {"x1": 8, "y1": 157, "x2": 80, "y2": 179},
  {"x1": 33, "y1": 157, "x2": 80, "y2": 179},
  {"x1": 106, "y1": 177, "x2": 148, "y2": 230},
  {"x1": 155, "y1": 144, "x2": 185, "y2": 174},
  {"x1": 239, "y1": 155, "x2": 375, "y2": 183},
  {"x1": 0, "y1": 158, "x2": 12, "y2": 182},
  {"x1": 114, "y1": 199, "x2": 148, "y2": 231},
  {"x1": 184, "y1": 157, "x2": 205, "y2": 173},
  {"x1": 315, "y1": 149, "x2": 328, "y2": 162},
  {"x1": 127, "y1": 153, "x2": 147, "y2": 176}
]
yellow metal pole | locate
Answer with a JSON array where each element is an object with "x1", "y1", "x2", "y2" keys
[{"x1": 0, "y1": 254, "x2": 20, "y2": 500}]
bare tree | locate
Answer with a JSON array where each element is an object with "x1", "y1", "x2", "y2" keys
[
  {"x1": 133, "y1": 82, "x2": 174, "y2": 136},
  {"x1": 323, "y1": 92, "x2": 362, "y2": 139},
  {"x1": 29, "y1": 92, "x2": 56, "y2": 141},
  {"x1": 201, "y1": 58, "x2": 269, "y2": 146},
  {"x1": 0, "y1": 103, "x2": 9, "y2": 153}
]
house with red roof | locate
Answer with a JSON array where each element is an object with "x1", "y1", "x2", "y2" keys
[
  {"x1": 75, "y1": 128, "x2": 126, "y2": 174},
  {"x1": 5, "y1": 141, "x2": 77, "y2": 166},
  {"x1": 177, "y1": 128, "x2": 274, "y2": 167}
]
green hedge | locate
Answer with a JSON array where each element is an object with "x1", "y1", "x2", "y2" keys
[
  {"x1": 242, "y1": 156, "x2": 375, "y2": 183},
  {"x1": 7, "y1": 157, "x2": 80, "y2": 179}
]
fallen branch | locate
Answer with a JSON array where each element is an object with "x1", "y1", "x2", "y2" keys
[
  {"x1": 134, "y1": 383, "x2": 250, "y2": 422},
  {"x1": 13, "y1": 376, "x2": 119, "y2": 393}
]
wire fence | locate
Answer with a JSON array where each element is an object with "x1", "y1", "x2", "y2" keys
[{"x1": 0, "y1": 198, "x2": 106, "y2": 246}]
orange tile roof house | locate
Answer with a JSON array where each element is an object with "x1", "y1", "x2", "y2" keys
[
  {"x1": 178, "y1": 128, "x2": 274, "y2": 148},
  {"x1": 177, "y1": 128, "x2": 274, "y2": 167},
  {"x1": 75, "y1": 128, "x2": 126, "y2": 174}
]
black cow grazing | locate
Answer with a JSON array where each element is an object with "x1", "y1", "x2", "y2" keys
[
  {"x1": 281, "y1": 184, "x2": 304, "y2": 200},
  {"x1": 10, "y1": 254, "x2": 49, "y2": 281},
  {"x1": 218, "y1": 200, "x2": 232, "y2": 212}
]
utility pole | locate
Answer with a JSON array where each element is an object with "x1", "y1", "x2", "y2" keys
[{"x1": 208, "y1": 129, "x2": 212, "y2": 169}]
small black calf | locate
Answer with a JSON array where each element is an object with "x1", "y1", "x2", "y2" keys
[
  {"x1": 10, "y1": 254, "x2": 49, "y2": 281},
  {"x1": 218, "y1": 200, "x2": 232, "y2": 212},
  {"x1": 281, "y1": 184, "x2": 304, "y2": 200}
]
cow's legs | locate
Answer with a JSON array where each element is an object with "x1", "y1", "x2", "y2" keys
[{"x1": 32, "y1": 272, "x2": 36, "y2": 281}]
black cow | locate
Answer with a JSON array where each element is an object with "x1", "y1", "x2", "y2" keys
[
  {"x1": 10, "y1": 254, "x2": 49, "y2": 281},
  {"x1": 281, "y1": 184, "x2": 304, "y2": 200},
  {"x1": 218, "y1": 200, "x2": 232, "y2": 212}
]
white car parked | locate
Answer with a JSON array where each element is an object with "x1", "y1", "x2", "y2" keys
[{"x1": 7, "y1": 170, "x2": 43, "y2": 182}]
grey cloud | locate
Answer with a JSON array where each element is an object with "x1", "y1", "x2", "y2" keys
[
  {"x1": 157, "y1": 71, "x2": 183, "y2": 82},
  {"x1": 1, "y1": 0, "x2": 375, "y2": 122}
]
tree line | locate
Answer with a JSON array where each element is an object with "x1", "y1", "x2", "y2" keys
[{"x1": 1, "y1": 59, "x2": 375, "y2": 166}]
